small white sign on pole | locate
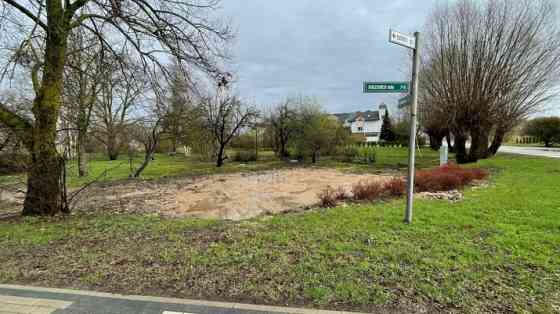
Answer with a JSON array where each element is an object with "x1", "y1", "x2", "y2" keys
[
  {"x1": 440, "y1": 142, "x2": 449, "y2": 166},
  {"x1": 389, "y1": 30, "x2": 416, "y2": 49}
]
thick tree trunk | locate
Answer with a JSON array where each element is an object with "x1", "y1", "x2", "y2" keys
[
  {"x1": 107, "y1": 135, "x2": 120, "y2": 160},
  {"x1": 23, "y1": 7, "x2": 69, "y2": 216},
  {"x1": 428, "y1": 133, "x2": 444, "y2": 151},
  {"x1": 487, "y1": 128, "x2": 506, "y2": 156},
  {"x1": 454, "y1": 134, "x2": 469, "y2": 164},
  {"x1": 468, "y1": 128, "x2": 490, "y2": 163},
  {"x1": 23, "y1": 149, "x2": 67, "y2": 216}
]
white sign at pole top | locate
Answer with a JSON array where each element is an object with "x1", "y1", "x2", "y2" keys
[{"x1": 389, "y1": 30, "x2": 416, "y2": 50}]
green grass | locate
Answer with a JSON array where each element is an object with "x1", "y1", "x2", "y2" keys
[{"x1": 1, "y1": 153, "x2": 559, "y2": 312}]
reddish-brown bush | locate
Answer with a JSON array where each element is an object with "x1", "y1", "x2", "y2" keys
[
  {"x1": 333, "y1": 186, "x2": 348, "y2": 201},
  {"x1": 384, "y1": 178, "x2": 406, "y2": 196},
  {"x1": 317, "y1": 186, "x2": 338, "y2": 208},
  {"x1": 415, "y1": 163, "x2": 488, "y2": 192},
  {"x1": 317, "y1": 164, "x2": 488, "y2": 208},
  {"x1": 352, "y1": 180, "x2": 384, "y2": 201}
]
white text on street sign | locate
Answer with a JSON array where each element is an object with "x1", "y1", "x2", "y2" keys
[
  {"x1": 389, "y1": 30, "x2": 416, "y2": 49},
  {"x1": 363, "y1": 82, "x2": 409, "y2": 93}
]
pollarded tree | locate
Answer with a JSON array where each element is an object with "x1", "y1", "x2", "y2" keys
[
  {"x1": 0, "y1": 0, "x2": 231, "y2": 215},
  {"x1": 524, "y1": 117, "x2": 560, "y2": 147},
  {"x1": 422, "y1": 0, "x2": 560, "y2": 163}
]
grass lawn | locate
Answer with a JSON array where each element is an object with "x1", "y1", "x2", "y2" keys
[{"x1": 1, "y1": 153, "x2": 558, "y2": 313}]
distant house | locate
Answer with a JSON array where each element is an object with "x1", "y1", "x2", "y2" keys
[{"x1": 332, "y1": 104, "x2": 388, "y2": 143}]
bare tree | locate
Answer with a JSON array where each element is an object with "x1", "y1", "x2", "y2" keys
[
  {"x1": 61, "y1": 31, "x2": 106, "y2": 176},
  {"x1": 161, "y1": 61, "x2": 193, "y2": 154},
  {"x1": 93, "y1": 57, "x2": 144, "y2": 160},
  {"x1": 201, "y1": 86, "x2": 258, "y2": 167},
  {"x1": 0, "y1": 0, "x2": 231, "y2": 215},
  {"x1": 421, "y1": 0, "x2": 560, "y2": 163},
  {"x1": 128, "y1": 108, "x2": 165, "y2": 178},
  {"x1": 268, "y1": 98, "x2": 297, "y2": 159}
]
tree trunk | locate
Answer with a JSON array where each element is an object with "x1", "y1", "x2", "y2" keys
[
  {"x1": 77, "y1": 128, "x2": 88, "y2": 177},
  {"x1": 454, "y1": 134, "x2": 469, "y2": 164},
  {"x1": 487, "y1": 128, "x2": 506, "y2": 156},
  {"x1": 280, "y1": 140, "x2": 289, "y2": 159},
  {"x1": 23, "y1": 8, "x2": 69, "y2": 216},
  {"x1": 468, "y1": 128, "x2": 490, "y2": 163},
  {"x1": 429, "y1": 133, "x2": 444, "y2": 151},
  {"x1": 311, "y1": 150, "x2": 317, "y2": 163},
  {"x1": 171, "y1": 137, "x2": 177, "y2": 154},
  {"x1": 132, "y1": 152, "x2": 153, "y2": 178},
  {"x1": 107, "y1": 135, "x2": 120, "y2": 160},
  {"x1": 216, "y1": 145, "x2": 225, "y2": 167}
]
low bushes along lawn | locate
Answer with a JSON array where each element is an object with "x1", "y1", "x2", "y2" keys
[{"x1": 319, "y1": 163, "x2": 489, "y2": 207}]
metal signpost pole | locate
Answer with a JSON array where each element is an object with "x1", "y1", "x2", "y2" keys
[{"x1": 404, "y1": 32, "x2": 421, "y2": 224}]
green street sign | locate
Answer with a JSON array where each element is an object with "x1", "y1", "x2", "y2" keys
[
  {"x1": 363, "y1": 82, "x2": 409, "y2": 93},
  {"x1": 398, "y1": 95, "x2": 410, "y2": 108}
]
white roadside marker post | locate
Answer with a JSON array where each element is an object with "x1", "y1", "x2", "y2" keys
[{"x1": 389, "y1": 30, "x2": 421, "y2": 224}]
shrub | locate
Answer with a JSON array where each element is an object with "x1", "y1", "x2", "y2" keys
[
  {"x1": 384, "y1": 177, "x2": 406, "y2": 196},
  {"x1": 357, "y1": 146, "x2": 376, "y2": 164},
  {"x1": 232, "y1": 150, "x2": 257, "y2": 162},
  {"x1": 415, "y1": 163, "x2": 489, "y2": 192},
  {"x1": 336, "y1": 145, "x2": 377, "y2": 164},
  {"x1": 352, "y1": 180, "x2": 384, "y2": 201},
  {"x1": 333, "y1": 186, "x2": 348, "y2": 200},
  {"x1": 336, "y1": 145, "x2": 359, "y2": 162},
  {"x1": 318, "y1": 186, "x2": 338, "y2": 208},
  {"x1": 230, "y1": 133, "x2": 257, "y2": 150}
]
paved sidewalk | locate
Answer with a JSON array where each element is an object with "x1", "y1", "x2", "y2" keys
[{"x1": 0, "y1": 284, "x2": 364, "y2": 314}]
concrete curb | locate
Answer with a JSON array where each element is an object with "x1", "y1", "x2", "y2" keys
[{"x1": 0, "y1": 284, "x2": 368, "y2": 314}]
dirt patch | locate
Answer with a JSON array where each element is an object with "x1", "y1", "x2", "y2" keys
[
  {"x1": 172, "y1": 168, "x2": 389, "y2": 220},
  {"x1": 1, "y1": 168, "x2": 389, "y2": 220},
  {"x1": 65, "y1": 168, "x2": 388, "y2": 220}
]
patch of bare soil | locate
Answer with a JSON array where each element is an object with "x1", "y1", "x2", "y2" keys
[
  {"x1": 70, "y1": 168, "x2": 390, "y2": 220},
  {"x1": 0, "y1": 184, "x2": 25, "y2": 217},
  {"x1": 173, "y1": 168, "x2": 389, "y2": 220}
]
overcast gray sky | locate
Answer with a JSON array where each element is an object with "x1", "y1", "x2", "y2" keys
[{"x1": 222, "y1": 0, "x2": 435, "y2": 114}]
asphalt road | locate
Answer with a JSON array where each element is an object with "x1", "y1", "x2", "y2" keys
[{"x1": 498, "y1": 145, "x2": 560, "y2": 158}]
